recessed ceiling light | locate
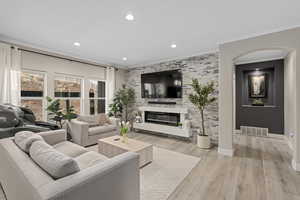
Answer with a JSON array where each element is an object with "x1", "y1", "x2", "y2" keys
[
  {"x1": 122, "y1": 57, "x2": 128, "y2": 61},
  {"x1": 73, "y1": 42, "x2": 80, "y2": 47},
  {"x1": 125, "y1": 12, "x2": 134, "y2": 21},
  {"x1": 171, "y1": 44, "x2": 177, "y2": 48}
]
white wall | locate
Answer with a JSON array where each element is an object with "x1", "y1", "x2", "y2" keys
[
  {"x1": 21, "y1": 51, "x2": 106, "y2": 115},
  {"x1": 115, "y1": 69, "x2": 128, "y2": 91},
  {"x1": 284, "y1": 51, "x2": 297, "y2": 147},
  {"x1": 21, "y1": 51, "x2": 106, "y2": 79}
]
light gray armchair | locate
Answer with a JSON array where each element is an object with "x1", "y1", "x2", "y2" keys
[{"x1": 68, "y1": 115, "x2": 120, "y2": 147}]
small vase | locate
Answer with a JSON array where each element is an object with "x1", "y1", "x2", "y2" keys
[{"x1": 121, "y1": 133, "x2": 128, "y2": 143}]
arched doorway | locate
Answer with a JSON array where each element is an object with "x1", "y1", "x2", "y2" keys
[
  {"x1": 233, "y1": 49, "x2": 290, "y2": 136},
  {"x1": 217, "y1": 27, "x2": 300, "y2": 171}
]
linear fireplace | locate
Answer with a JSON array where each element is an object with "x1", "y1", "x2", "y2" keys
[
  {"x1": 133, "y1": 106, "x2": 192, "y2": 138},
  {"x1": 145, "y1": 111, "x2": 180, "y2": 127}
]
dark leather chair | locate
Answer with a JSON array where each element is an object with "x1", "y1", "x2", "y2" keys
[{"x1": 0, "y1": 104, "x2": 59, "y2": 139}]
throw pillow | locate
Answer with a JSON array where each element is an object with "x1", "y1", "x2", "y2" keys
[
  {"x1": 30, "y1": 141, "x2": 80, "y2": 179},
  {"x1": 14, "y1": 131, "x2": 44, "y2": 153},
  {"x1": 97, "y1": 114, "x2": 111, "y2": 126}
]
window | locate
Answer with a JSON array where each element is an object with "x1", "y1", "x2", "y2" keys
[
  {"x1": 54, "y1": 75, "x2": 82, "y2": 114},
  {"x1": 88, "y1": 80, "x2": 106, "y2": 115},
  {"x1": 20, "y1": 71, "x2": 46, "y2": 121}
]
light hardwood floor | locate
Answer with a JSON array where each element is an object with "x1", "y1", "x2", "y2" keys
[
  {"x1": 130, "y1": 132, "x2": 300, "y2": 200},
  {"x1": 1, "y1": 133, "x2": 299, "y2": 200}
]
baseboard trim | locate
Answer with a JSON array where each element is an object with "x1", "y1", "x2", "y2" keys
[
  {"x1": 218, "y1": 147, "x2": 234, "y2": 157},
  {"x1": 285, "y1": 136, "x2": 294, "y2": 151},
  {"x1": 292, "y1": 159, "x2": 300, "y2": 171}
]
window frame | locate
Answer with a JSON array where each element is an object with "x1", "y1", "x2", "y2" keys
[
  {"x1": 53, "y1": 73, "x2": 83, "y2": 115},
  {"x1": 20, "y1": 69, "x2": 47, "y2": 121},
  {"x1": 87, "y1": 79, "x2": 106, "y2": 115}
]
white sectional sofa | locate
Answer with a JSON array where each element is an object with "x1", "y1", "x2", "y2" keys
[{"x1": 0, "y1": 129, "x2": 139, "y2": 200}]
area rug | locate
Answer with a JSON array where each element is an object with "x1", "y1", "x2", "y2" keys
[
  {"x1": 140, "y1": 147, "x2": 200, "y2": 200},
  {"x1": 88, "y1": 145, "x2": 200, "y2": 200},
  {"x1": 0, "y1": 184, "x2": 6, "y2": 200}
]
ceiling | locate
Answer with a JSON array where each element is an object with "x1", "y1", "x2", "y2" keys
[{"x1": 0, "y1": 0, "x2": 300, "y2": 68}]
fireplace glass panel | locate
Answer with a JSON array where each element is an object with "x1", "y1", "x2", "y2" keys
[{"x1": 145, "y1": 111, "x2": 180, "y2": 126}]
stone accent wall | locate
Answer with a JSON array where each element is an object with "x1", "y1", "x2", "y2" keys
[{"x1": 126, "y1": 53, "x2": 219, "y2": 141}]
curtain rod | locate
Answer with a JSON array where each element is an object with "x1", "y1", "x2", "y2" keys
[{"x1": 16, "y1": 47, "x2": 108, "y2": 69}]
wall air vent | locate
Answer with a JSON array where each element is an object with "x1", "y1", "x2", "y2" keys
[{"x1": 240, "y1": 126, "x2": 269, "y2": 137}]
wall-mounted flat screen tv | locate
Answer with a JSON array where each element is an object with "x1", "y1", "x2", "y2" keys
[{"x1": 141, "y1": 70, "x2": 182, "y2": 98}]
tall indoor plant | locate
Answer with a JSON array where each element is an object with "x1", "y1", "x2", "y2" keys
[
  {"x1": 46, "y1": 97, "x2": 64, "y2": 128},
  {"x1": 189, "y1": 79, "x2": 216, "y2": 148},
  {"x1": 46, "y1": 97, "x2": 77, "y2": 140},
  {"x1": 115, "y1": 85, "x2": 135, "y2": 122},
  {"x1": 108, "y1": 95, "x2": 123, "y2": 118}
]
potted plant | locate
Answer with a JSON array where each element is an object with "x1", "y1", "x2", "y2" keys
[
  {"x1": 46, "y1": 97, "x2": 77, "y2": 140},
  {"x1": 177, "y1": 122, "x2": 183, "y2": 128},
  {"x1": 189, "y1": 79, "x2": 216, "y2": 148},
  {"x1": 46, "y1": 97, "x2": 64, "y2": 128},
  {"x1": 252, "y1": 98, "x2": 264, "y2": 106},
  {"x1": 115, "y1": 85, "x2": 135, "y2": 122},
  {"x1": 108, "y1": 96, "x2": 123, "y2": 118}
]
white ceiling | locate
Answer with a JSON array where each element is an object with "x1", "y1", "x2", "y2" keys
[{"x1": 0, "y1": 0, "x2": 300, "y2": 68}]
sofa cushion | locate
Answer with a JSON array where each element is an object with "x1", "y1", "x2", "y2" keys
[
  {"x1": 88, "y1": 122, "x2": 100, "y2": 128},
  {"x1": 30, "y1": 141, "x2": 80, "y2": 179},
  {"x1": 97, "y1": 114, "x2": 111, "y2": 126},
  {"x1": 74, "y1": 151, "x2": 108, "y2": 170},
  {"x1": 14, "y1": 131, "x2": 44, "y2": 153},
  {"x1": 88, "y1": 124, "x2": 116, "y2": 136},
  {"x1": 53, "y1": 141, "x2": 88, "y2": 158}
]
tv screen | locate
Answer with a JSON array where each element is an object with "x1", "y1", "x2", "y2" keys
[{"x1": 141, "y1": 70, "x2": 182, "y2": 98}]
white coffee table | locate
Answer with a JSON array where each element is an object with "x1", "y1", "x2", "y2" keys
[{"x1": 98, "y1": 135, "x2": 153, "y2": 167}]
